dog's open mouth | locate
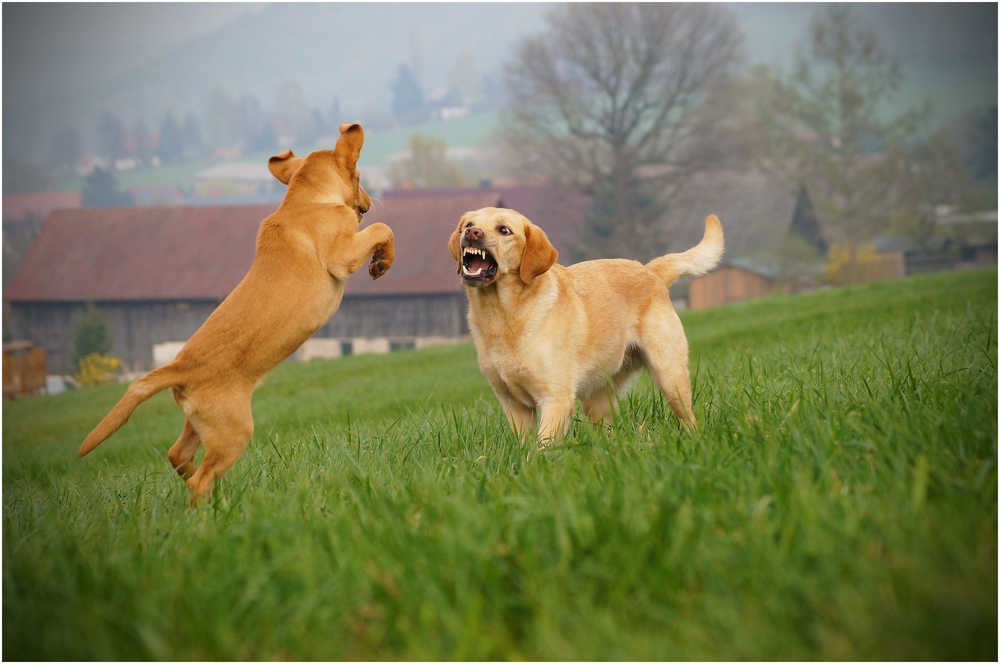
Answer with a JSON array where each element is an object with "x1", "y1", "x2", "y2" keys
[{"x1": 461, "y1": 245, "x2": 499, "y2": 286}]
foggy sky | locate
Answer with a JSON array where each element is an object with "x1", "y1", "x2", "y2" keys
[{"x1": 2, "y1": 2, "x2": 996, "y2": 160}]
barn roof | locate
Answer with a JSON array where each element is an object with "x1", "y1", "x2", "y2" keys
[
  {"x1": 5, "y1": 186, "x2": 592, "y2": 304},
  {"x1": 6, "y1": 173, "x2": 828, "y2": 305},
  {"x1": 6, "y1": 205, "x2": 272, "y2": 302},
  {"x1": 378, "y1": 184, "x2": 590, "y2": 256}
]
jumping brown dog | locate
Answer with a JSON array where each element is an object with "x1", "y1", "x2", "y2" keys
[{"x1": 77, "y1": 123, "x2": 394, "y2": 503}]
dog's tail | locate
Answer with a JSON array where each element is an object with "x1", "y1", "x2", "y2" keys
[
  {"x1": 646, "y1": 214, "x2": 724, "y2": 287},
  {"x1": 76, "y1": 363, "x2": 184, "y2": 458}
]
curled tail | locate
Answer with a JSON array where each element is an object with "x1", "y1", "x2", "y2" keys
[
  {"x1": 76, "y1": 363, "x2": 183, "y2": 458},
  {"x1": 646, "y1": 214, "x2": 724, "y2": 287}
]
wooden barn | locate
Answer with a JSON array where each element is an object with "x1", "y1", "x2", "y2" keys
[
  {"x1": 688, "y1": 263, "x2": 775, "y2": 310},
  {"x1": 4, "y1": 186, "x2": 589, "y2": 373}
]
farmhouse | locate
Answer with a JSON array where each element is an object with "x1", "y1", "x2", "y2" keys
[
  {"x1": 6, "y1": 204, "x2": 272, "y2": 373},
  {"x1": 4, "y1": 186, "x2": 590, "y2": 373},
  {"x1": 191, "y1": 161, "x2": 285, "y2": 198}
]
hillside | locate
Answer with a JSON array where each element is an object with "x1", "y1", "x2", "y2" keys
[
  {"x1": 3, "y1": 3, "x2": 995, "y2": 166},
  {"x1": 2, "y1": 3, "x2": 549, "y2": 160}
]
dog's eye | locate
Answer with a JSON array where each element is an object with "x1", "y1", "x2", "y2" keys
[
  {"x1": 498, "y1": 226, "x2": 511, "y2": 235},
  {"x1": 465, "y1": 222, "x2": 473, "y2": 229}
]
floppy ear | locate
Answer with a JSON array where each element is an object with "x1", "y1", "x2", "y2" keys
[
  {"x1": 335, "y1": 123, "x2": 364, "y2": 167},
  {"x1": 268, "y1": 149, "x2": 302, "y2": 185},
  {"x1": 519, "y1": 222, "x2": 558, "y2": 284},
  {"x1": 448, "y1": 216, "x2": 466, "y2": 275}
]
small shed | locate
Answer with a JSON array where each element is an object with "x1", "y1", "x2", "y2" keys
[
  {"x1": 3, "y1": 341, "x2": 47, "y2": 398},
  {"x1": 688, "y1": 263, "x2": 775, "y2": 310}
]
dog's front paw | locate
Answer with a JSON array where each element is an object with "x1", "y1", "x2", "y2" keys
[{"x1": 368, "y1": 247, "x2": 393, "y2": 279}]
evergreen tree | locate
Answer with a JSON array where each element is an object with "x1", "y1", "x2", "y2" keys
[
  {"x1": 158, "y1": 113, "x2": 185, "y2": 164},
  {"x1": 391, "y1": 64, "x2": 426, "y2": 124},
  {"x1": 71, "y1": 302, "x2": 112, "y2": 371},
  {"x1": 82, "y1": 167, "x2": 129, "y2": 207}
]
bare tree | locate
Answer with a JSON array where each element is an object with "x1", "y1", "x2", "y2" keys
[{"x1": 499, "y1": 3, "x2": 743, "y2": 261}]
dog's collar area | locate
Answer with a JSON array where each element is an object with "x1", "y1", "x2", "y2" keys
[{"x1": 461, "y1": 245, "x2": 498, "y2": 286}]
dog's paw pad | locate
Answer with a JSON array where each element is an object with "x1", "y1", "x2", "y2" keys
[{"x1": 369, "y1": 260, "x2": 388, "y2": 279}]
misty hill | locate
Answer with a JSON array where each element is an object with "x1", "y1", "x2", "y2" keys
[
  {"x1": 3, "y1": 3, "x2": 996, "y2": 164},
  {"x1": 3, "y1": 3, "x2": 551, "y2": 159}
]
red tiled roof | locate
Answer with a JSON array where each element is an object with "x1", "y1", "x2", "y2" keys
[
  {"x1": 3, "y1": 191, "x2": 82, "y2": 223},
  {"x1": 6, "y1": 205, "x2": 272, "y2": 302},
  {"x1": 5, "y1": 187, "x2": 592, "y2": 303}
]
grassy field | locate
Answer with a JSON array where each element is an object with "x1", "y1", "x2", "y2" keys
[{"x1": 3, "y1": 269, "x2": 996, "y2": 660}]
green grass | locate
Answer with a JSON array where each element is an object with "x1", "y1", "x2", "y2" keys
[{"x1": 3, "y1": 269, "x2": 996, "y2": 660}]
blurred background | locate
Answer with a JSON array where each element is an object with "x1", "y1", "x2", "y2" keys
[{"x1": 2, "y1": 3, "x2": 997, "y2": 389}]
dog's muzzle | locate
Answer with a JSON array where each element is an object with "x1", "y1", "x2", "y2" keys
[{"x1": 460, "y1": 241, "x2": 499, "y2": 286}]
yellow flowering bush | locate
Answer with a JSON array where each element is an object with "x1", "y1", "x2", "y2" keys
[
  {"x1": 74, "y1": 353, "x2": 122, "y2": 387},
  {"x1": 825, "y1": 242, "x2": 879, "y2": 285}
]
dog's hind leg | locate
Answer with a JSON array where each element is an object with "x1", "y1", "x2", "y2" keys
[
  {"x1": 640, "y1": 311, "x2": 697, "y2": 428},
  {"x1": 644, "y1": 356, "x2": 697, "y2": 428},
  {"x1": 184, "y1": 393, "x2": 255, "y2": 504},
  {"x1": 167, "y1": 420, "x2": 201, "y2": 479},
  {"x1": 500, "y1": 398, "x2": 537, "y2": 443}
]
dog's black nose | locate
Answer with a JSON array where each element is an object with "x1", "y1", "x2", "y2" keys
[{"x1": 464, "y1": 226, "x2": 484, "y2": 243}]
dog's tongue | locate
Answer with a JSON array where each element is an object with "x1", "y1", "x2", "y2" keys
[{"x1": 468, "y1": 256, "x2": 492, "y2": 273}]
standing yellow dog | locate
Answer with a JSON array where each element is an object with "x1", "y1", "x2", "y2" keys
[
  {"x1": 449, "y1": 208, "x2": 723, "y2": 443},
  {"x1": 77, "y1": 123, "x2": 394, "y2": 503}
]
